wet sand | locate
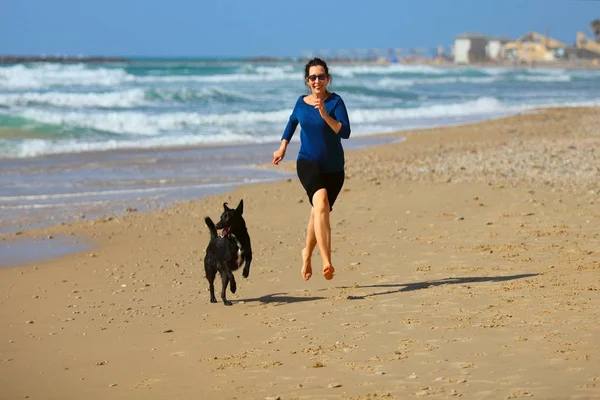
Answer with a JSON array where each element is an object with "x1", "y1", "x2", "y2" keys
[
  {"x1": 0, "y1": 134, "x2": 401, "y2": 236},
  {"x1": 0, "y1": 107, "x2": 599, "y2": 400},
  {"x1": 0, "y1": 235, "x2": 95, "y2": 269}
]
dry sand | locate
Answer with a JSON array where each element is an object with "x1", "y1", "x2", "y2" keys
[{"x1": 1, "y1": 107, "x2": 599, "y2": 400}]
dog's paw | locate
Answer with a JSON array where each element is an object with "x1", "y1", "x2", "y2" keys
[
  {"x1": 242, "y1": 269, "x2": 249, "y2": 279},
  {"x1": 223, "y1": 300, "x2": 233, "y2": 306},
  {"x1": 230, "y1": 282, "x2": 237, "y2": 294},
  {"x1": 210, "y1": 298, "x2": 218, "y2": 303}
]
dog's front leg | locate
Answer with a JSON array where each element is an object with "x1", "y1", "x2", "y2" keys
[
  {"x1": 242, "y1": 253, "x2": 252, "y2": 279},
  {"x1": 220, "y1": 273, "x2": 233, "y2": 306},
  {"x1": 208, "y1": 280, "x2": 217, "y2": 303},
  {"x1": 205, "y1": 263, "x2": 218, "y2": 303},
  {"x1": 228, "y1": 269, "x2": 237, "y2": 294}
]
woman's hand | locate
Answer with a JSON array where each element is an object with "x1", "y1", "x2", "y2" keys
[
  {"x1": 273, "y1": 146, "x2": 286, "y2": 165},
  {"x1": 314, "y1": 97, "x2": 342, "y2": 134},
  {"x1": 314, "y1": 98, "x2": 327, "y2": 119}
]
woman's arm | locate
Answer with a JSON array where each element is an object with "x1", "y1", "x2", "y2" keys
[
  {"x1": 315, "y1": 97, "x2": 351, "y2": 138},
  {"x1": 332, "y1": 98, "x2": 351, "y2": 139},
  {"x1": 273, "y1": 139, "x2": 288, "y2": 165},
  {"x1": 274, "y1": 101, "x2": 299, "y2": 165}
]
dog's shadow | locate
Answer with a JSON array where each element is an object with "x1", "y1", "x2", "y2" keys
[
  {"x1": 240, "y1": 292, "x2": 326, "y2": 305},
  {"x1": 338, "y1": 273, "x2": 539, "y2": 300}
]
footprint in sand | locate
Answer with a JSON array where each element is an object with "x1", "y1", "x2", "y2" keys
[{"x1": 134, "y1": 378, "x2": 162, "y2": 389}]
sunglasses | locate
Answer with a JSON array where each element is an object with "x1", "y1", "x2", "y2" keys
[{"x1": 307, "y1": 74, "x2": 328, "y2": 82}]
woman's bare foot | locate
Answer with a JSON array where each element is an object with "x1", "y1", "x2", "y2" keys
[
  {"x1": 323, "y1": 265, "x2": 335, "y2": 280},
  {"x1": 301, "y1": 248, "x2": 312, "y2": 281}
]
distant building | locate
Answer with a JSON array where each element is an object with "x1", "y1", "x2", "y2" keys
[
  {"x1": 575, "y1": 31, "x2": 600, "y2": 58},
  {"x1": 453, "y1": 33, "x2": 490, "y2": 64},
  {"x1": 486, "y1": 37, "x2": 510, "y2": 60},
  {"x1": 503, "y1": 32, "x2": 568, "y2": 63}
]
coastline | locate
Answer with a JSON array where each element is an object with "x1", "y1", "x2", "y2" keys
[{"x1": 0, "y1": 106, "x2": 599, "y2": 399}]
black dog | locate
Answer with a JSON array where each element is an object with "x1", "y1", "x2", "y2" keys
[{"x1": 204, "y1": 199, "x2": 252, "y2": 306}]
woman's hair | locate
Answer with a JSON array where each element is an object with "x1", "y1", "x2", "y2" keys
[
  {"x1": 304, "y1": 57, "x2": 331, "y2": 87},
  {"x1": 304, "y1": 57, "x2": 329, "y2": 78}
]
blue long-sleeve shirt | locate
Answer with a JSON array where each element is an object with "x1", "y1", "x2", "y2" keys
[{"x1": 281, "y1": 92, "x2": 351, "y2": 173}]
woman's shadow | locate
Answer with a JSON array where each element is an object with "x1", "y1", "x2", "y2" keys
[
  {"x1": 240, "y1": 273, "x2": 538, "y2": 304},
  {"x1": 340, "y1": 273, "x2": 539, "y2": 300}
]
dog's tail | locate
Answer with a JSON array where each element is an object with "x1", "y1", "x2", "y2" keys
[{"x1": 204, "y1": 217, "x2": 218, "y2": 238}]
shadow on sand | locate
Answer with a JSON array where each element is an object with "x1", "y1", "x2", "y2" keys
[
  {"x1": 238, "y1": 274, "x2": 538, "y2": 304},
  {"x1": 240, "y1": 292, "x2": 326, "y2": 305},
  {"x1": 339, "y1": 273, "x2": 539, "y2": 300}
]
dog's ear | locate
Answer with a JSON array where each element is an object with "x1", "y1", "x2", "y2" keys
[
  {"x1": 223, "y1": 202, "x2": 230, "y2": 211},
  {"x1": 236, "y1": 199, "x2": 244, "y2": 214}
]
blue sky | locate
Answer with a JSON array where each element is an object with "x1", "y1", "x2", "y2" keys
[{"x1": 2, "y1": 0, "x2": 598, "y2": 57}]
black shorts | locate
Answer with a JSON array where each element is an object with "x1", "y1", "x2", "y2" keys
[{"x1": 296, "y1": 159, "x2": 345, "y2": 211}]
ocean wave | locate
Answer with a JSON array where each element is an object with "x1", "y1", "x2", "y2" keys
[
  {"x1": 147, "y1": 86, "x2": 250, "y2": 103},
  {"x1": 0, "y1": 63, "x2": 302, "y2": 90},
  {"x1": 134, "y1": 72, "x2": 300, "y2": 84},
  {"x1": 0, "y1": 89, "x2": 148, "y2": 108},
  {"x1": 18, "y1": 108, "x2": 291, "y2": 135},
  {"x1": 4, "y1": 97, "x2": 600, "y2": 159},
  {"x1": 332, "y1": 64, "x2": 447, "y2": 77},
  {"x1": 15, "y1": 97, "x2": 512, "y2": 137},
  {"x1": 0, "y1": 63, "x2": 131, "y2": 90},
  {"x1": 377, "y1": 76, "x2": 498, "y2": 87},
  {"x1": 350, "y1": 97, "x2": 519, "y2": 123},
  {"x1": 515, "y1": 75, "x2": 572, "y2": 82},
  {"x1": 240, "y1": 64, "x2": 296, "y2": 75},
  {"x1": 2, "y1": 132, "x2": 282, "y2": 158},
  {"x1": 0, "y1": 87, "x2": 251, "y2": 109},
  {"x1": 16, "y1": 95, "x2": 597, "y2": 137},
  {"x1": 1, "y1": 62, "x2": 593, "y2": 92}
]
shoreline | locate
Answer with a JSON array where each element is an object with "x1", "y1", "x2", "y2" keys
[
  {"x1": 0, "y1": 134, "x2": 405, "y2": 239},
  {"x1": 0, "y1": 106, "x2": 599, "y2": 399}
]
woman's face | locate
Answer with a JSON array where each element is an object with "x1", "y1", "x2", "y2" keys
[{"x1": 306, "y1": 65, "x2": 329, "y2": 96}]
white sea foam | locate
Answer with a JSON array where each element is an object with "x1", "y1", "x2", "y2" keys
[
  {"x1": 332, "y1": 64, "x2": 446, "y2": 77},
  {"x1": 0, "y1": 64, "x2": 131, "y2": 89},
  {"x1": 377, "y1": 76, "x2": 498, "y2": 88},
  {"x1": 350, "y1": 97, "x2": 518, "y2": 123},
  {"x1": 7, "y1": 131, "x2": 283, "y2": 158},
  {"x1": 243, "y1": 64, "x2": 296, "y2": 75},
  {"x1": 0, "y1": 89, "x2": 148, "y2": 108},
  {"x1": 18, "y1": 108, "x2": 291, "y2": 135},
  {"x1": 151, "y1": 86, "x2": 250, "y2": 102},
  {"x1": 0, "y1": 86, "x2": 255, "y2": 110},
  {"x1": 0, "y1": 63, "x2": 303, "y2": 90},
  {"x1": 515, "y1": 75, "x2": 572, "y2": 82},
  {"x1": 4, "y1": 98, "x2": 600, "y2": 160},
  {"x1": 477, "y1": 67, "x2": 515, "y2": 76},
  {"x1": 135, "y1": 72, "x2": 300, "y2": 84},
  {"x1": 16, "y1": 95, "x2": 598, "y2": 140}
]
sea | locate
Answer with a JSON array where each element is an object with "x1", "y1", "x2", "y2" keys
[{"x1": 1, "y1": 58, "x2": 600, "y2": 235}]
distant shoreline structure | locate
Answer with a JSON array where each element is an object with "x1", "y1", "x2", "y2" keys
[{"x1": 0, "y1": 55, "x2": 129, "y2": 64}]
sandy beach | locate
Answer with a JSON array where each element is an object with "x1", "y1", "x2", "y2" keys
[{"x1": 1, "y1": 107, "x2": 599, "y2": 400}]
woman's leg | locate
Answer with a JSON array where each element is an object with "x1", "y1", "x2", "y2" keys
[
  {"x1": 302, "y1": 208, "x2": 317, "y2": 280},
  {"x1": 311, "y1": 188, "x2": 334, "y2": 279}
]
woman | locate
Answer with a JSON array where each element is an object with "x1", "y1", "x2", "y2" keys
[{"x1": 272, "y1": 57, "x2": 351, "y2": 281}]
